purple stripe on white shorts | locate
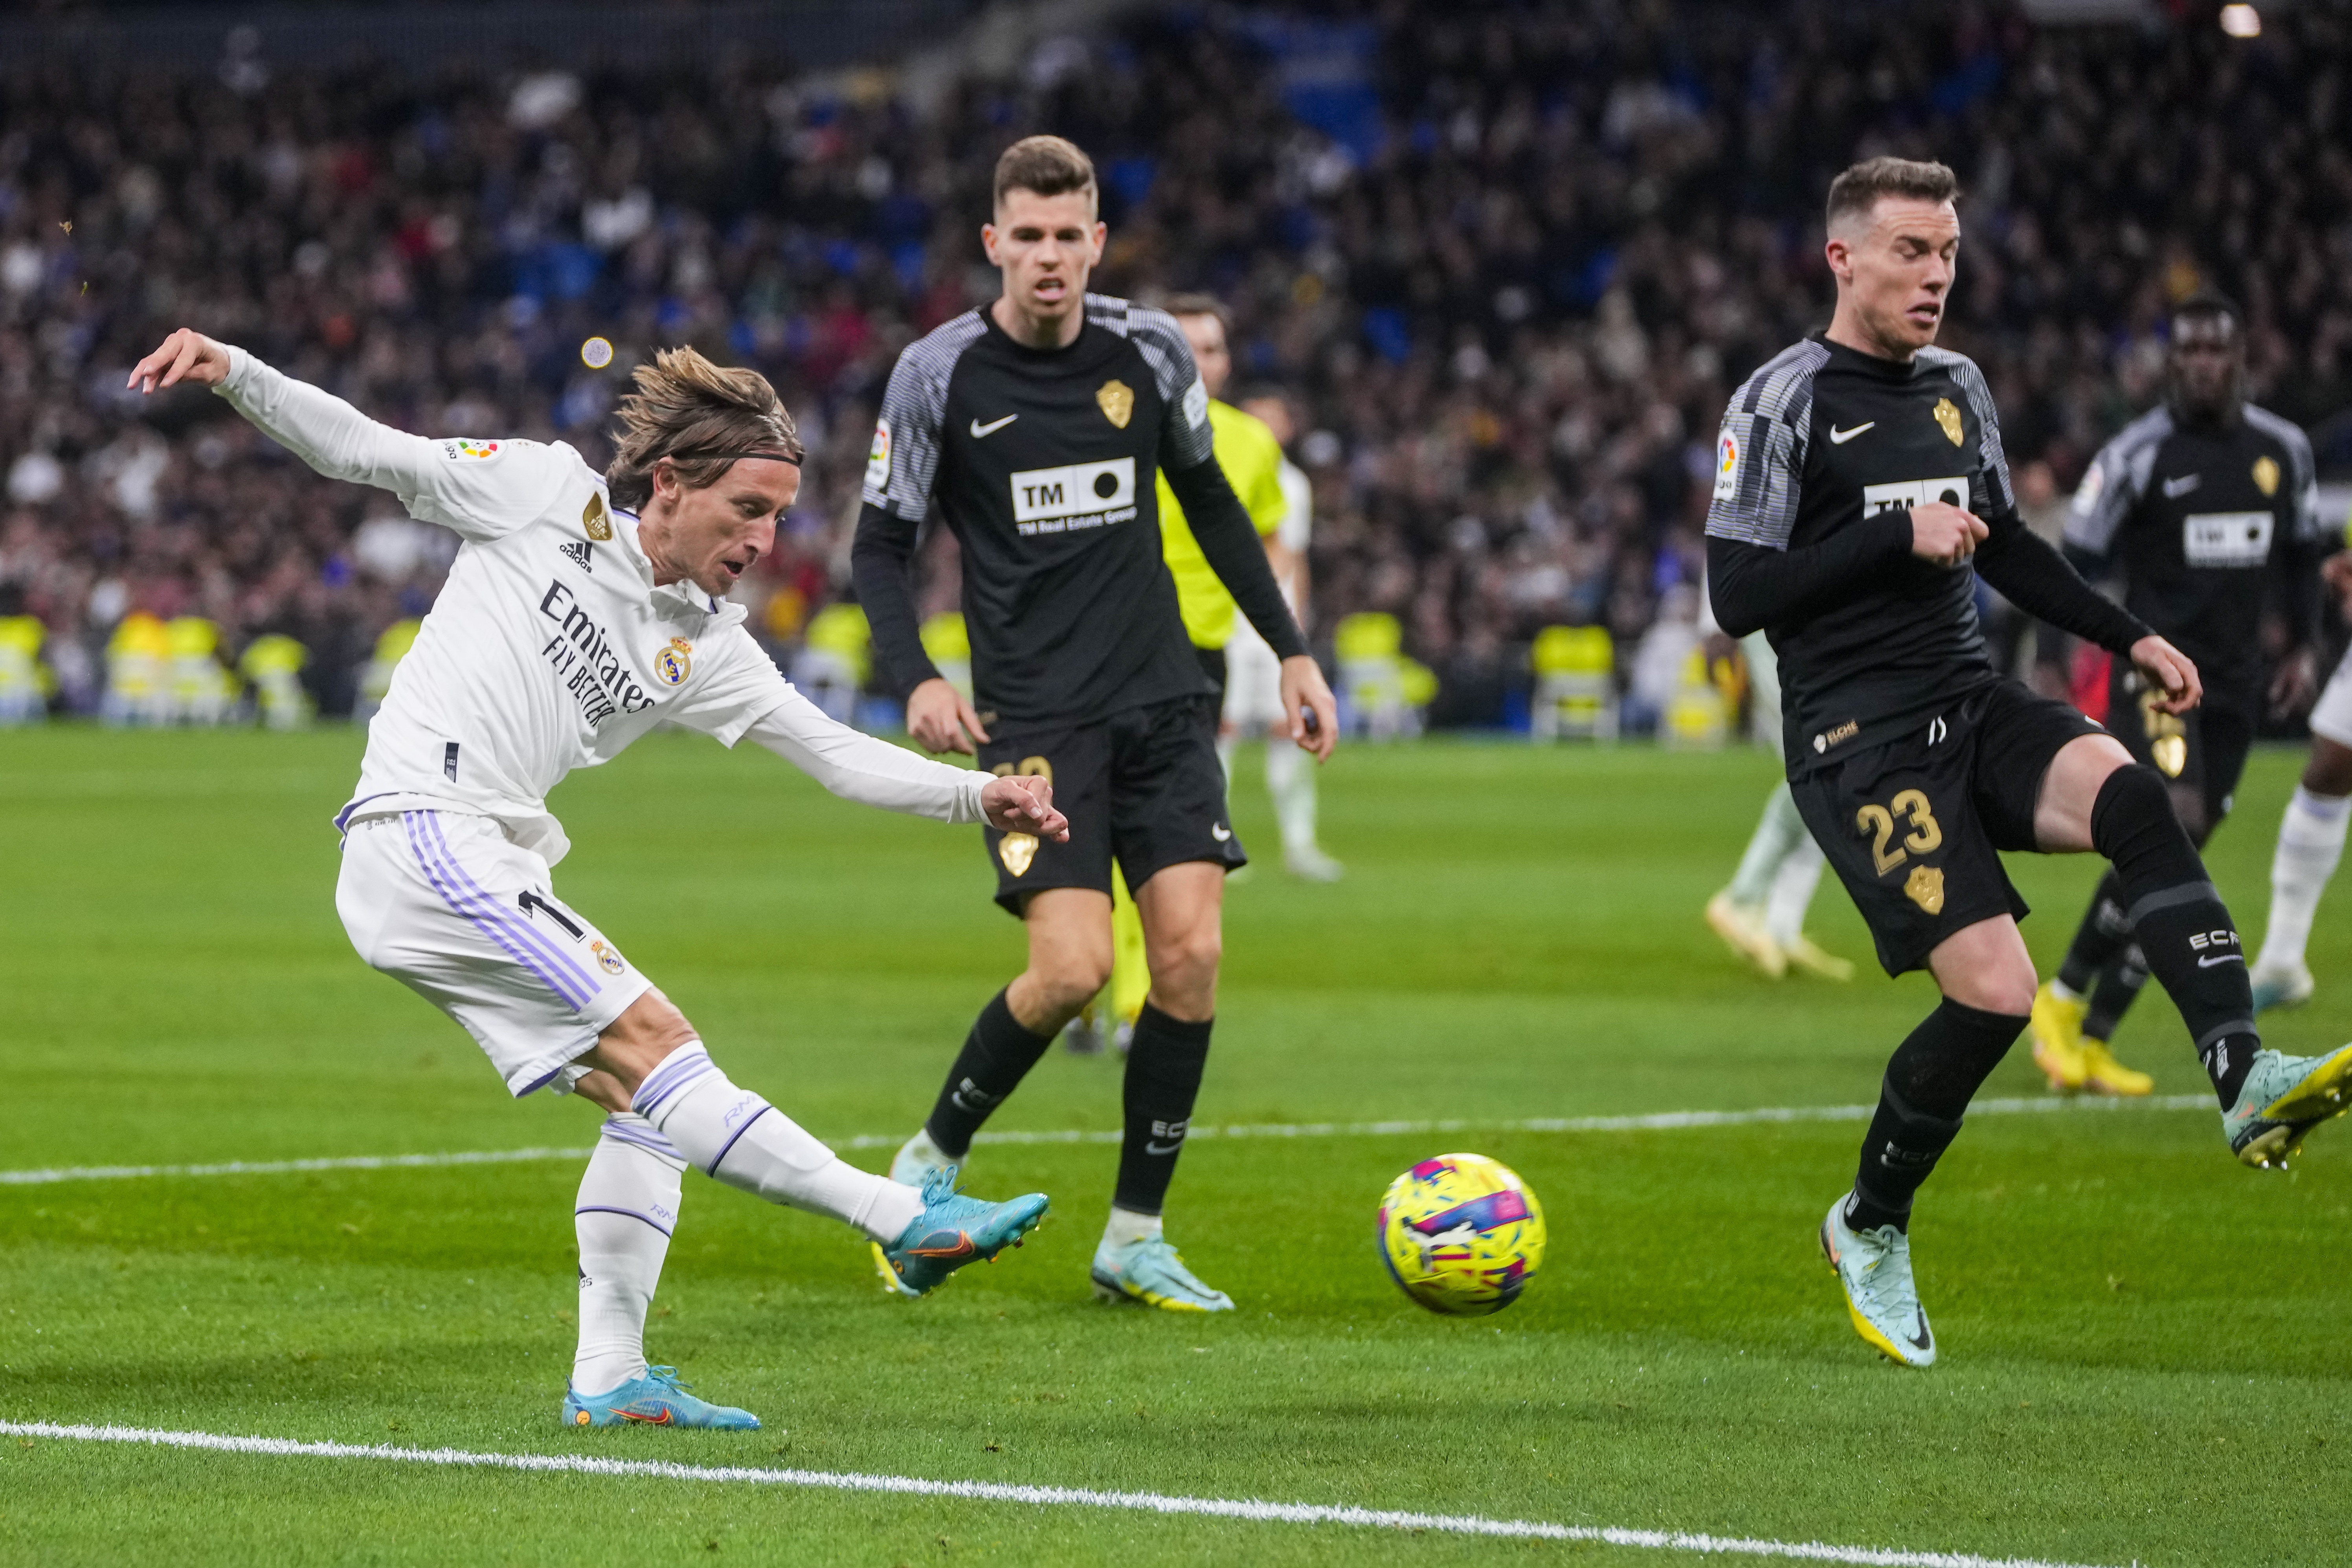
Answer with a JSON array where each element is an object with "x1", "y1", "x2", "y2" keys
[
  {"x1": 573, "y1": 1203, "x2": 674, "y2": 1239},
  {"x1": 419, "y1": 812, "x2": 601, "y2": 1002},
  {"x1": 404, "y1": 813, "x2": 592, "y2": 1011}
]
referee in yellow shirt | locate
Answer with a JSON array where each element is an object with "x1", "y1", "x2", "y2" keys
[{"x1": 1065, "y1": 292, "x2": 1291, "y2": 1054}]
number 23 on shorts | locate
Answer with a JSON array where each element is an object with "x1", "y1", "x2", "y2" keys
[{"x1": 1856, "y1": 789, "x2": 1947, "y2": 914}]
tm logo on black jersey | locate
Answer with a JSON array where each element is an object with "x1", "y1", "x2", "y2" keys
[
  {"x1": 1010, "y1": 457, "x2": 1138, "y2": 537},
  {"x1": 1863, "y1": 478, "x2": 1968, "y2": 517}
]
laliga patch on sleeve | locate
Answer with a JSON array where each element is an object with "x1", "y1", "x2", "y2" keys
[
  {"x1": 2070, "y1": 458, "x2": 2106, "y2": 516},
  {"x1": 1183, "y1": 376, "x2": 1210, "y2": 430},
  {"x1": 866, "y1": 417, "x2": 892, "y2": 492},
  {"x1": 1712, "y1": 426, "x2": 1741, "y2": 501},
  {"x1": 442, "y1": 438, "x2": 501, "y2": 461}
]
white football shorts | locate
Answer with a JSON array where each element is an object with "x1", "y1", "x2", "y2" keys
[
  {"x1": 336, "y1": 810, "x2": 653, "y2": 1096},
  {"x1": 2310, "y1": 642, "x2": 2352, "y2": 750},
  {"x1": 1222, "y1": 624, "x2": 1286, "y2": 733}
]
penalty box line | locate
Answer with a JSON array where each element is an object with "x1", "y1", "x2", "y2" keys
[
  {"x1": 0, "y1": 1419, "x2": 2119, "y2": 1568},
  {"x1": 0, "y1": 1095, "x2": 2214, "y2": 1188}
]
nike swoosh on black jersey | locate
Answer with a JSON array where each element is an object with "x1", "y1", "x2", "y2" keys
[
  {"x1": 1828, "y1": 422, "x2": 1875, "y2": 444},
  {"x1": 970, "y1": 414, "x2": 1018, "y2": 437}
]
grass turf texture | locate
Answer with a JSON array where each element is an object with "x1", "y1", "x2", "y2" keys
[{"x1": 3, "y1": 727, "x2": 2350, "y2": 1566}]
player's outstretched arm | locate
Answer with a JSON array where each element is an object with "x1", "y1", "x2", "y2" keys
[
  {"x1": 742, "y1": 687, "x2": 1066, "y2": 839},
  {"x1": 130, "y1": 327, "x2": 535, "y2": 542}
]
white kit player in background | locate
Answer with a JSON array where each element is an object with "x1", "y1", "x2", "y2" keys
[
  {"x1": 130, "y1": 328, "x2": 1065, "y2": 1431},
  {"x1": 1226, "y1": 391, "x2": 1341, "y2": 881},
  {"x1": 2251, "y1": 544, "x2": 2352, "y2": 1012},
  {"x1": 1698, "y1": 578, "x2": 1855, "y2": 982}
]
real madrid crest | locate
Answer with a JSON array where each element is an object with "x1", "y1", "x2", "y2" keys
[
  {"x1": 655, "y1": 636, "x2": 692, "y2": 687},
  {"x1": 1932, "y1": 397, "x2": 1964, "y2": 447},
  {"x1": 1904, "y1": 864, "x2": 1945, "y2": 914},
  {"x1": 582, "y1": 493, "x2": 613, "y2": 542},
  {"x1": 997, "y1": 831, "x2": 1039, "y2": 876},
  {"x1": 1096, "y1": 378, "x2": 1135, "y2": 430},
  {"x1": 2253, "y1": 454, "x2": 2280, "y2": 498}
]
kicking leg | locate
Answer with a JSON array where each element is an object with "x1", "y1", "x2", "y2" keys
[
  {"x1": 1824, "y1": 917, "x2": 2035, "y2": 1370},
  {"x1": 1094, "y1": 860, "x2": 1233, "y2": 1312},
  {"x1": 2038, "y1": 736, "x2": 2352, "y2": 1167},
  {"x1": 2251, "y1": 739, "x2": 2352, "y2": 1009},
  {"x1": 587, "y1": 993, "x2": 1047, "y2": 1299}
]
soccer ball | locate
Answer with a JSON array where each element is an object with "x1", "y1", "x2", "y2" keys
[{"x1": 1376, "y1": 1152, "x2": 1546, "y2": 1316}]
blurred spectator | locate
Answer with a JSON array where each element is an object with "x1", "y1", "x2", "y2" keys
[{"x1": 0, "y1": 3, "x2": 2346, "y2": 719}]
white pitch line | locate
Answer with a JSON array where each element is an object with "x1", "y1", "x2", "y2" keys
[
  {"x1": 0, "y1": 1420, "x2": 2119, "y2": 1568},
  {"x1": 0, "y1": 1095, "x2": 2214, "y2": 1188}
]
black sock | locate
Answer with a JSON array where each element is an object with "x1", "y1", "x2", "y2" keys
[
  {"x1": 2081, "y1": 941, "x2": 2150, "y2": 1043},
  {"x1": 2056, "y1": 870, "x2": 2133, "y2": 994},
  {"x1": 1846, "y1": 998, "x2": 2028, "y2": 1233},
  {"x1": 1113, "y1": 1004, "x2": 1213, "y2": 1216},
  {"x1": 923, "y1": 989, "x2": 1053, "y2": 1159},
  {"x1": 2090, "y1": 765, "x2": 2257, "y2": 1106}
]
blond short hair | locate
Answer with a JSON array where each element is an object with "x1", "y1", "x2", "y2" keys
[{"x1": 606, "y1": 345, "x2": 801, "y2": 510}]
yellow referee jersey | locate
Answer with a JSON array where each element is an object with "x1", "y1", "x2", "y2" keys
[{"x1": 1157, "y1": 399, "x2": 1289, "y2": 649}]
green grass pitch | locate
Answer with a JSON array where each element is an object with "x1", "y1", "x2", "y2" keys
[{"x1": 3, "y1": 725, "x2": 2349, "y2": 1565}]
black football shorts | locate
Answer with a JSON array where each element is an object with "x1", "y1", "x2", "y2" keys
[
  {"x1": 978, "y1": 694, "x2": 1244, "y2": 915},
  {"x1": 1791, "y1": 680, "x2": 2106, "y2": 976},
  {"x1": 2107, "y1": 661, "x2": 2253, "y2": 829}
]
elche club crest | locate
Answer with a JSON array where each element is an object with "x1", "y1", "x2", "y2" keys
[{"x1": 654, "y1": 637, "x2": 693, "y2": 687}]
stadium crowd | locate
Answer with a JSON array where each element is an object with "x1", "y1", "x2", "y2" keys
[{"x1": 2, "y1": 1, "x2": 2348, "y2": 722}]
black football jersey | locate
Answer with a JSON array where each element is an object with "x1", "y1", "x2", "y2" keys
[
  {"x1": 1707, "y1": 333, "x2": 2019, "y2": 772},
  {"x1": 2063, "y1": 403, "x2": 2319, "y2": 706},
  {"x1": 857, "y1": 295, "x2": 1215, "y2": 725}
]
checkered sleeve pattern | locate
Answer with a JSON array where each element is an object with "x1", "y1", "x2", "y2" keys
[{"x1": 1704, "y1": 338, "x2": 1828, "y2": 551}]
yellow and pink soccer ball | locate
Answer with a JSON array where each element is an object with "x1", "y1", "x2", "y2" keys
[{"x1": 1377, "y1": 1152, "x2": 1546, "y2": 1316}]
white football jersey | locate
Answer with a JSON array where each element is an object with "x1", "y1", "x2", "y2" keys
[{"x1": 215, "y1": 348, "x2": 984, "y2": 864}]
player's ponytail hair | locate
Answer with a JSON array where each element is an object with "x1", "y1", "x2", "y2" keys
[{"x1": 605, "y1": 345, "x2": 803, "y2": 511}]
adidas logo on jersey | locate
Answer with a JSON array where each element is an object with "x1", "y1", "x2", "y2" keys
[{"x1": 560, "y1": 541, "x2": 595, "y2": 574}]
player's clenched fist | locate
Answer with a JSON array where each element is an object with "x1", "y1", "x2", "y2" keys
[
  {"x1": 129, "y1": 328, "x2": 233, "y2": 394},
  {"x1": 2130, "y1": 633, "x2": 2204, "y2": 716},
  {"x1": 980, "y1": 773, "x2": 1069, "y2": 841},
  {"x1": 1908, "y1": 500, "x2": 1988, "y2": 567}
]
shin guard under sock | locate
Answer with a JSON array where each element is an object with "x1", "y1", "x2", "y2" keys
[
  {"x1": 633, "y1": 1045, "x2": 923, "y2": 1243},
  {"x1": 1847, "y1": 998, "x2": 2028, "y2": 1232},
  {"x1": 1114, "y1": 1004, "x2": 1213, "y2": 1216},
  {"x1": 2056, "y1": 869, "x2": 2133, "y2": 995},
  {"x1": 573, "y1": 1114, "x2": 683, "y2": 1395},
  {"x1": 2091, "y1": 765, "x2": 2258, "y2": 1106},
  {"x1": 924, "y1": 988, "x2": 1054, "y2": 1159}
]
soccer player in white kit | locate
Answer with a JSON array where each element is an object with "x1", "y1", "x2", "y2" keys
[
  {"x1": 2251, "y1": 547, "x2": 2352, "y2": 1011},
  {"x1": 130, "y1": 329, "x2": 1065, "y2": 1431}
]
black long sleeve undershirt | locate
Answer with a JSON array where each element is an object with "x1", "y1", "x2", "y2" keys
[
  {"x1": 1163, "y1": 455, "x2": 1310, "y2": 661},
  {"x1": 1709, "y1": 508, "x2": 2151, "y2": 655},
  {"x1": 848, "y1": 503, "x2": 940, "y2": 697}
]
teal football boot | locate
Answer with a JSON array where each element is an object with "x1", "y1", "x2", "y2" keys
[
  {"x1": 1091, "y1": 1234, "x2": 1234, "y2": 1312},
  {"x1": 1819, "y1": 1195, "x2": 1934, "y2": 1368},
  {"x1": 2222, "y1": 1042, "x2": 2352, "y2": 1169},
  {"x1": 562, "y1": 1366, "x2": 759, "y2": 1430},
  {"x1": 874, "y1": 1169, "x2": 1049, "y2": 1298}
]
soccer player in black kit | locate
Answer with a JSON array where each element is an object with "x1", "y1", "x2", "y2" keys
[
  {"x1": 852, "y1": 137, "x2": 1338, "y2": 1312},
  {"x1": 2028, "y1": 292, "x2": 2324, "y2": 1093},
  {"x1": 1706, "y1": 158, "x2": 2352, "y2": 1368}
]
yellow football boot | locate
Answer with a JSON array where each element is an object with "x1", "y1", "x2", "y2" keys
[
  {"x1": 2078, "y1": 1038, "x2": 2153, "y2": 1096},
  {"x1": 2029, "y1": 980, "x2": 2089, "y2": 1093},
  {"x1": 1706, "y1": 892, "x2": 1785, "y2": 979},
  {"x1": 1782, "y1": 935, "x2": 1855, "y2": 982}
]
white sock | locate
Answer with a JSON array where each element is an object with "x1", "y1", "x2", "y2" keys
[
  {"x1": 1216, "y1": 734, "x2": 1238, "y2": 784},
  {"x1": 1728, "y1": 782, "x2": 1806, "y2": 907},
  {"x1": 2257, "y1": 786, "x2": 2352, "y2": 973},
  {"x1": 1267, "y1": 741, "x2": 1321, "y2": 859},
  {"x1": 1763, "y1": 834, "x2": 1826, "y2": 948},
  {"x1": 2050, "y1": 977, "x2": 2085, "y2": 1005},
  {"x1": 633, "y1": 1044, "x2": 924, "y2": 1244},
  {"x1": 573, "y1": 1114, "x2": 683, "y2": 1396},
  {"x1": 1102, "y1": 1206, "x2": 1163, "y2": 1249}
]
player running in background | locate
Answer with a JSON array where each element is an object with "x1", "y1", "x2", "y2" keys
[
  {"x1": 852, "y1": 138, "x2": 1337, "y2": 1313},
  {"x1": 2249, "y1": 546, "x2": 2352, "y2": 1010},
  {"x1": 1702, "y1": 591, "x2": 1854, "y2": 983},
  {"x1": 2027, "y1": 292, "x2": 2323, "y2": 1095},
  {"x1": 130, "y1": 329, "x2": 1060, "y2": 1430},
  {"x1": 1067, "y1": 296, "x2": 1339, "y2": 1058},
  {"x1": 1705, "y1": 156, "x2": 2352, "y2": 1369}
]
